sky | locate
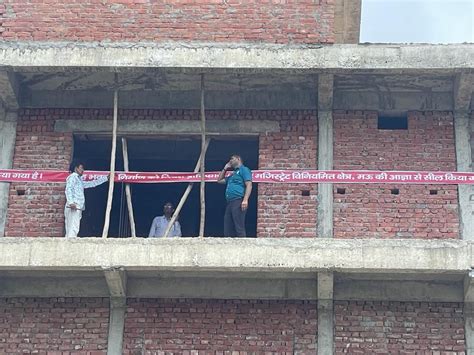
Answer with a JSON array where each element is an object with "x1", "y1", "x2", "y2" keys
[{"x1": 360, "y1": 0, "x2": 474, "y2": 43}]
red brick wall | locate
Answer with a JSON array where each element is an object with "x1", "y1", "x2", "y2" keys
[
  {"x1": 333, "y1": 111, "x2": 459, "y2": 239},
  {"x1": 123, "y1": 298, "x2": 317, "y2": 353},
  {"x1": 0, "y1": 0, "x2": 335, "y2": 44},
  {"x1": 334, "y1": 301, "x2": 465, "y2": 354},
  {"x1": 258, "y1": 113, "x2": 318, "y2": 237},
  {"x1": 5, "y1": 113, "x2": 73, "y2": 237},
  {"x1": 0, "y1": 297, "x2": 109, "y2": 353},
  {"x1": 5, "y1": 108, "x2": 316, "y2": 238}
]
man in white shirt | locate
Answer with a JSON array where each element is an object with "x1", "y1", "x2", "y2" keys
[
  {"x1": 148, "y1": 202, "x2": 182, "y2": 238},
  {"x1": 65, "y1": 162, "x2": 108, "y2": 238}
]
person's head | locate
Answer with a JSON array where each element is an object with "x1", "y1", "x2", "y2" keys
[
  {"x1": 229, "y1": 155, "x2": 243, "y2": 169},
  {"x1": 70, "y1": 162, "x2": 85, "y2": 176},
  {"x1": 163, "y1": 202, "x2": 175, "y2": 218}
]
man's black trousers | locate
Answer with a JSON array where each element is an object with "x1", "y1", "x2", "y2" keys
[{"x1": 224, "y1": 198, "x2": 246, "y2": 237}]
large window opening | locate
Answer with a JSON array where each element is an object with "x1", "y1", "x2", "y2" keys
[{"x1": 73, "y1": 135, "x2": 258, "y2": 238}]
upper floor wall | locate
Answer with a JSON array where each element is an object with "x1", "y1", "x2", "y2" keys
[{"x1": 0, "y1": 0, "x2": 359, "y2": 44}]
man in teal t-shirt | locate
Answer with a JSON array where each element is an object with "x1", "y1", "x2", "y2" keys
[{"x1": 217, "y1": 155, "x2": 252, "y2": 237}]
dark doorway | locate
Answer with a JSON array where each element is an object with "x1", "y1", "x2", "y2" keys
[{"x1": 73, "y1": 135, "x2": 258, "y2": 238}]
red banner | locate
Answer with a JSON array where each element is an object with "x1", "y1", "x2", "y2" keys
[{"x1": 1, "y1": 168, "x2": 474, "y2": 185}]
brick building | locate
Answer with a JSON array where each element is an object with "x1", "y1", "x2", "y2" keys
[{"x1": 0, "y1": 1, "x2": 473, "y2": 354}]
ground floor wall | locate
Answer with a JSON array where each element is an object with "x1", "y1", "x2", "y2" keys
[{"x1": 0, "y1": 297, "x2": 468, "y2": 354}]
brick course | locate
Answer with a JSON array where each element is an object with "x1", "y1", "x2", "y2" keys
[
  {"x1": 333, "y1": 111, "x2": 459, "y2": 239},
  {"x1": 0, "y1": 297, "x2": 109, "y2": 354},
  {"x1": 334, "y1": 301, "x2": 466, "y2": 354},
  {"x1": 258, "y1": 114, "x2": 318, "y2": 237},
  {"x1": 0, "y1": 0, "x2": 335, "y2": 44},
  {"x1": 123, "y1": 298, "x2": 317, "y2": 354},
  {"x1": 5, "y1": 108, "x2": 316, "y2": 238}
]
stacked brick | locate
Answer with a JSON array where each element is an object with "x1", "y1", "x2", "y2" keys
[
  {"x1": 335, "y1": 301, "x2": 465, "y2": 354},
  {"x1": 0, "y1": 0, "x2": 334, "y2": 44},
  {"x1": 123, "y1": 298, "x2": 317, "y2": 354},
  {"x1": 333, "y1": 111, "x2": 459, "y2": 239},
  {"x1": 0, "y1": 297, "x2": 109, "y2": 354}
]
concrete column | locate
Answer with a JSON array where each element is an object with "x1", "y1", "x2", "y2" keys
[
  {"x1": 107, "y1": 297, "x2": 126, "y2": 355},
  {"x1": 0, "y1": 108, "x2": 18, "y2": 237},
  {"x1": 317, "y1": 272, "x2": 334, "y2": 355},
  {"x1": 464, "y1": 271, "x2": 474, "y2": 354},
  {"x1": 104, "y1": 268, "x2": 127, "y2": 355},
  {"x1": 455, "y1": 111, "x2": 474, "y2": 240},
  {"x1": 317, "y1": 74, "x2": 334, "y2": 238}
]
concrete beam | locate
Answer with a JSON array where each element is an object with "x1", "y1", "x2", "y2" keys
[
  {"x1": 103, "y1": 267, "x2": 127, "y2": 298},
  {"x1": 0, "y1": 238, "x2": 471, "y2": 274},
  {"x1": 318, "y1": 74, "x2": 334, "y2": 238},
  {"x1": 0, "y1": 108, "x2": 17, "y2": 237},
  {"x1": 0, "y1": 42, "x2": 473, "y2": 71},
  {"x1": 54, "y1": 119, "x2": 280, "y2": 135},
  {"x1": 22, "y1": 89, "x2": 317, "y2": 110},
  {"x1": 334, "y1": 90, "x2": 453, "y2": 111},
  {"x1": 317, "y1": 272, "x2": 334, "y2": 355},
  {"x1": 335, "y1": 279, "x2": 462, "y2": 302},
  {"x1": 0, "y1": 71, "x2": 18, "y2": 110}
]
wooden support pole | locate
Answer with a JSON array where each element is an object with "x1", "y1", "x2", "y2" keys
[
  {"x1": 163, "y1": 138, "x2": 210, "y2": 238},
  {"x1": 121, "y1": 137, "x2": 136, "y2": 238},
  {"x1": 102, "y1": 86, "x2": 118, "y2": 239},
  {"x1": 199, "y1": 74, "x2": 206, "y2": 238}
]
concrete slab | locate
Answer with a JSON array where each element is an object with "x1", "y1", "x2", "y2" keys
[{"x1": 0, "y1": 42, "x2": 473, "y2": 71}]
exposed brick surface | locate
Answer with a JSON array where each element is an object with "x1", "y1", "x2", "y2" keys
[
  {"x1": 333, "y1": 111, "x2": 459, "y2": 239},
  {"x1": 334, "y1": 301, "x2": 466, "y2": 354},
  {"x1": 1, "y1": 0, "x2": 335, "y2": 44},
  {"x1": 0, "y1": 297, "x2": 109, "y2": 354},
  {"x1": 5, "y1": 108, "x2": 317, "y2": 238},
  {"x1": 258, "y1": 113, "x2": 318, "y2": 238},
  {"x1": 123, "y1": 298, "x2": 317, "y2": 354}
]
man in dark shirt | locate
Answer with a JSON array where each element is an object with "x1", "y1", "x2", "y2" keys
[{"x1": 217, "y1": 155, "x2": 252, "y2": 237}]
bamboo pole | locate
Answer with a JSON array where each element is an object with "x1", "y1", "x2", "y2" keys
[
  {"x1": 163, "y1": 138, "x2": 210, "y2": 238},
  {"x1": 102, "y1": 87, "x2": 118, "y2": 238},
  {"x1": 121, "y1": 137, "x2": 137, "y2": 238},
  {"x1": 199, "y1": 74, "x2": 206, "y2": 238}
]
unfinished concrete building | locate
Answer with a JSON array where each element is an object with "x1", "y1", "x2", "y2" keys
[{"x1": 0, "y1": 1, "x2": 473, "y2": 354}]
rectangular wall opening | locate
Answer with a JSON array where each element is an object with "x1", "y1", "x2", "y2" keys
[{"x1": 72, "y1": 135, "x2": 258, "y2": 238}]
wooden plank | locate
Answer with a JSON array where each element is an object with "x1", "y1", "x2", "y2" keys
[{"x1": 121, "y1": 137, "x2": 136, "y2": 238}]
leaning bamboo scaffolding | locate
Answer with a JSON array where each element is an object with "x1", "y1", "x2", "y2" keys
[
  {"x1": 102, "y1": 86, "x2": 119, "y2": 239},
  {"x1": 163, "y1": 138, "x2": 210, "y2": 238},
  {"x1": 199, "y1": 74, "x2": 206, "y2": 238},
  {"x1": 121, "y1": 137, "x2": 137, "y2": 238}
]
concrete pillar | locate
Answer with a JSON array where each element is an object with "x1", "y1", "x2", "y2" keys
[
  {"x1": 317, "y1": 74, "x2": 334, "y2": 238},
  {"x1": 465, "y1": 271, "x2": 474, "y2": 354},
  {"x1": 107, "y1": 297, "x2": 126, "y2": 355},
  {"x1": 0, "y1": 107, "x2": 18, "y2": 237},
  {"x1": 104, "y1": 268, "x2": 127, "y2": 355},
  {"x1": 455, "y1": 111, "x2": 474, "y2": 240},
  {"x1": 317, "y1": 272, "x2": 334, "y2": 355}
]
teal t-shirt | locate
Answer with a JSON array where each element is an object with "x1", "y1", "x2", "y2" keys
[{"x1": 225, "y1": 165, "x2": 252, "y2": 201}]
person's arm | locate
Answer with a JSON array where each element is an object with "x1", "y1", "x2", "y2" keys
[
  {"x1": 148, "y1": 218, "x2": 157, "y2": 238},
  {"x1": 241, "y1": 181, "x2": 252, "y2": 211},
  {"x1": 217, "y1": 162, "x2": 231, "y2": 184},
  {"x1": 83, "y1": 174, "x2": 108, "y2": 189},
  {"x1": 241, "y1": 167, "x2": 253, "y2": 211},
  {"x1": 175, "y1": 221, "x2": 182, "y2": 237}
]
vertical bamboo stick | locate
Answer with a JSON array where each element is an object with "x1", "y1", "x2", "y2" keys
[
  {"x1": 163, "y1": 138, "x2": 210, "y2": 238},
  {"x1": 102, "y1": 86, "x2": 118, "y2": 238},
  {"x1": 198, "y1": 74, "x2": 206, "y2": 238},
  {"x1": 121, "y1": 137, "x2": 136, "y2": 238}
]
